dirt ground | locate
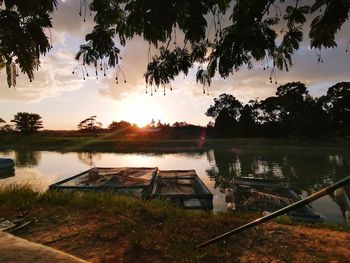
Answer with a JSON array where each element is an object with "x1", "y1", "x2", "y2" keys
[{"x1": 12, "y1": 212, "x2": 350, "y2": 263}]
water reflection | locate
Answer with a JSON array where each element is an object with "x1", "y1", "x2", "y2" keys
[
  {"x1": 205, "y1": 148, "x2": 349, "y2": 223},
  {"x1": 14, "y1": 150, "x2": 41, "y2": 168},
  {"x1": 206, "y1": 148, "x2": 349, "y2": 193},
  {"x1": 77, "y1": 152, "x2": 102, "y2": 166},
  {"x1": 0, "y1": 148, "x2": 349, "y2": 224}
]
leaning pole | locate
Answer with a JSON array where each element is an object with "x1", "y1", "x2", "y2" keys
[{"x1": 197, "y1": 176, "x2": 350, "y2": 248}]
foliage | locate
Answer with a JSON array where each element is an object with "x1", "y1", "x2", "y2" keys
[
  {"x1": 0, "y1": 0, "x2": 57, "y2": 87},
  {"x1": 75, "y1": 0, "x2": 350, "y2": 89},
  {"x1": 108, "y1": 120, "x2": 132, "y2": 130},
  {"x1": 77, "y1": 115, "x2": 102, "y2": 132},
  {"x1": 11, "y1": 112, "x2": 43, "y2": 134},
  {"x1": 206, "y1": 93, "x2": 242, "y2": 120},
  {"x1": 207, "y1": 81, "x2": 350, "y2": 137},
  {"x1": 322, "y1": 82, "x2": 350, "y2": 135},
  {"x1": 1, "y1": 0, "x2": 349, "y2": 89}
]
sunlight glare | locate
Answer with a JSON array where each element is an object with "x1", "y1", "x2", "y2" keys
[{"x1": 118, "y1": 96, "x2": 164, "y2": 127}]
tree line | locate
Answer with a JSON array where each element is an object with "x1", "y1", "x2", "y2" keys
[
  {"x1": 1, "y1": 81, "x2": 349, "y2": 138},
  {"x1": 206, "y1": 82, "x2": 350, "y2": 138}
]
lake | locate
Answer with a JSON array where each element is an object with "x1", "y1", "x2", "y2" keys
[{"x1": 1, "y1": 147, "x2": 349, "y2": 224}]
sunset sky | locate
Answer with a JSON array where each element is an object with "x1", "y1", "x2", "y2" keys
[{"x1": 0, "y1": 0, "x2": 349, "y2": 129}]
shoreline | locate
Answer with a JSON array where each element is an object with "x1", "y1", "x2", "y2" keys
[{"x1": 1, "y1": 135, "x2": 350, "y2": 153}]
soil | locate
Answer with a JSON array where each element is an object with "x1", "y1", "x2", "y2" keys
[{"x1": 10, "y1": 211, "x2": 350, "y2": 263}]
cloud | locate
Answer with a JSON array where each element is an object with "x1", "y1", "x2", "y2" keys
[{"x1": 0, "y1": 49, "x2": 83, "y2": 102}]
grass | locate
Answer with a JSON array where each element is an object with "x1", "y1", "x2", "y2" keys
[
  {"x1": 275, "y1": 214, "x2": 350, "y2": 232},
  {"x1": 1, "y1": 133, "x2": 350, "y2": 153},
  {"x1": 1, "y1": 184, "x2": 350, "y2": 262}
]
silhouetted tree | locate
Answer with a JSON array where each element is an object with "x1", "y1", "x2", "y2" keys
[
  {"x1": 172, "y1": 121, "x2": 189, "y2": 128},
  {"x1": 108, "y1": 120, "x2": 132, "y2": 131},
  {"x1": 257, "y1": 82, "x2": 324, "y2": 136},
  {"x1": 11, "y1": 112, "x2": 43, "y2": 134},
  {"x1": 322, "y1": 82, "x2": 350, "y2": 135},
  {"x1": 238, "y1": 104, "x2": 257, "y2": 136},
  {"x1": 78, "y1": 116, "x2": 102, "y2": 132},
  {"x1": 205, "y1": 82, "x2": 349, "y2": 138},
  {"x1": 206, "y1": 94, "x2": 242, "y2": 137},
  {"x1": 149, "y1": 119, "x2": 156, "y2": 128},
  {"x1": 206, "y1": 94, "x2": 243, "y2": 120},
  {"x1": 214, "y1": 108, "x2": 236, "y2": 137}
]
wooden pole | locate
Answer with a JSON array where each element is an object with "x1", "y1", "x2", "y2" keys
[{"x1": 197, "y1": 176, "x2": 350, "y2": 248}]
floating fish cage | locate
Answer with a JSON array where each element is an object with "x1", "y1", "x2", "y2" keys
[
  {"x1": 150, "y1": 170, "x2": 213, "y2": 210},
  {"x1": 49, "y1": 167, "x2": 158, "y2": 198},
  {"x1": 49, "y1": 167, "x2": 213, "y2": 210},
  {"x1": 230, "y1": 177, "x2": 323, "y2": 222}
]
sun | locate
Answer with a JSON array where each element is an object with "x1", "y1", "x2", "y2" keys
[{"x1": 119, "y1": 96, "x2": 163, "y2": 127}]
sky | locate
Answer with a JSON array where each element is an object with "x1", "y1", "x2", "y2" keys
[{"x1": 0, "y1": 0, "x2": 349, "y2": 129}]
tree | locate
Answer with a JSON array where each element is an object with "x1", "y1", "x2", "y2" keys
[
  {"x1": 322, "y1": 82, "x2": 350, "y2": 135},
  {"x1": 206, "y1": 94, "x2": 244, "y2": 136},
  {"x1": 11, "y1": 112, "x2": 43, "y2": 134},
  {"x1": 108, "y1": 120, "x2": 132, "y2": 131},
  {"x1": 206, "y1": 93, "x2": 243, "y2": 121},
  {"x1": 2, "y1": 1, "x2": 350, "y2": 89},
  {"x1": 238, "y1": 104, "x2": 257, "y2": 136},
  {"x1": 213, "y1": 108, "x2": 236, "y2": 137},
  {"x1": 78, "y1": 116, "x2": 102, "y2": 132},
  {"x1": 0, "y1": 0, "x2": 57, "y2": 87},
  {"x1": 172, "y1": 121, "x2": 189, "y2": 128}
]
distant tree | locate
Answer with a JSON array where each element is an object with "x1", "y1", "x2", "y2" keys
[
  {"x1": 214, "y1": 108, "x2": 236, "y2": 137},
  {"x1": 206, "y1": 94, "x2": 243, "y2": 137},
  {"x1": 0, "y1": 124, "x2": 14, "y2": 132},
  {"x1": 206, "y1": 94, "x2": 243, "y2": 121},
  {"x1": 238, "y1": 104, "x2": 257, "y2": 136},
  {"x1": 322, "y1": 82, "x2": 350, "y2": 135},
  {"x1": 149, "y1": 119, "x2": 156, "y2": 128},
  {"x1": 11, "y1": 112, "x2": 43, "y2": 134},
  {"x1": 172, "y1": 121, "x2": 189, "y2": 128},
  {"x1": 108, "y1": 120, "x2": 131, "y2": 131},
  {"x1": 0, "y1": 118, "x2": 11, "y2": 133},
  {"x1": 78, "y1": 116, "x2": 102, "y2": 132},
  {"x1": 207, "y1": 121, "x2": 215, "y2": 128}
]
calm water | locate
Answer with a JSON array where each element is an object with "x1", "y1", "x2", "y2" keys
[{"x1": 0, "y1": 147, "x2": 349, "y2": 224}]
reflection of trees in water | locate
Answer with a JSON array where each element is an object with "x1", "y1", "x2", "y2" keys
[
  {"x1": 206, "y1": 148, "x2": 350, "y2": 193},
  {"x1": 206, "y1": 149, "x2": 240, "y2": 191},
  {"x1": 15, "y1": 150, "x2": 41, "y2": 168},
  {"x1": 77, "y1": 152, "x2": 102, "y2": 166}
]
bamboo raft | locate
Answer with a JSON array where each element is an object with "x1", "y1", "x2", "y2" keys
[{"x1": 49, "y1": 167, "x2": 213, "y2": 209}]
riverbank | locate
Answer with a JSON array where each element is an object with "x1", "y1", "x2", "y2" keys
[
  {"x1": 1, "y1": 185, "x2": 349, "y2": 262},
  {"x1": 1, "y1": 134, "x2": 350, "y2": 152}
]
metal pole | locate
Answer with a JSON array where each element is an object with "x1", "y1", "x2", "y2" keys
[{"x1": 197, "y1": 176, "x2": 350, "y2": 248}]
